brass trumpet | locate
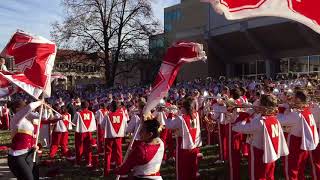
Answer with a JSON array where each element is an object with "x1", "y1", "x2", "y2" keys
[{"x1": 203, "y1": 115, "x2": 215, "y2": 133}]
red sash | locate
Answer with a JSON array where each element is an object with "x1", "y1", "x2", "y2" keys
[
  {"x1": 80, "y1": 110, "x2": 93, "y2": 129},
  {"x1": 62, "y1": 113, "x2": 71, "y2": 128},
  {"x1": 235, "y1": 112, "x2": 250, "y2": 124},
  {"x1": 263, "y1": 116, "x2": 279, "y2": 153},
  {"x1": 183, "y1": 114, "x2": 197, "y2": 143},
  {"x1": 301, "y1": 107, "x2": 317, "y2": 143},
  {"x1": 100, "y1": 109, "x2": 109, "y2": 116},
  {"x1": 11, "y1": 133, "x2": 33, "y2": 150},
  {"x1": 108, "y1": 109, "x2": 124, "y2": 134}
]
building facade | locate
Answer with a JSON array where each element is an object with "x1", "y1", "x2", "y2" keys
[
  {"x1": 164, "y1": 0, "x2": 209, "y2": 81},
  {"x1": 164, "y1": 0, "x2": 320, "y2": 80},
  {"x1": 53, "y1": 50, "x2": 159, "y2": 89}
]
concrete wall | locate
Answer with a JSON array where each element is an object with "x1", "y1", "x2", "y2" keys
[{"x1": 208, "y1": 9, "x2": 290, "y2": 36}]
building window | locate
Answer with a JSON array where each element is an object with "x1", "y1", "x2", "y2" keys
[
  {"x1": 257, "y1": 61, "x2": 266, "y2": 74},
  {"x1": 280, "y1": 55, "x2": 320, "y2": 75},
  {"x1": 164, "y1": 24, "x2": 172, "y2": 32},
  {"x1": 164, "y1": 9, "x2": 181, "y2": 22}
]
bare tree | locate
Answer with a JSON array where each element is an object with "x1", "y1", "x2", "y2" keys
[{"x1": 51, "y1": 0, "x2": 160, "y2": 86}]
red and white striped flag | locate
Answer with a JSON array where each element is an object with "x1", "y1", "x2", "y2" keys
[
  {"x1": 202, "y1": 0, "x2": 320, "y2": 34},
  {"x1": 143, "y1": 42, "x2": 206, "y2": 114},
  {"x1": 1, "y1": 30, "x2": 57, "y2": 98},
  {"x1": 0, "y1": 71, "x2": 19, "y2": 98}
]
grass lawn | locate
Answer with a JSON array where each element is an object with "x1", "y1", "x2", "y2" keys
[{"x1": 0, "y1": 130, "x2": 313, "y2": 179}]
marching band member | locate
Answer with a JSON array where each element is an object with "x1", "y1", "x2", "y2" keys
[
  {"x1": 210, "y1": 86, "x2": 232, "y2": 162},
  {"x1": 311, "y1": 102, "x2": 320, "y2": 180},
  {"x1": 73, "y1": 101, "x2": 97, "y2": 167},
  {"x1": 0, "y1": 103, "x2": 10, "y2": 130},
  {"x1": 126, "y1": 97, "x2": 146, "y2": 148},
  {"x1": 49, "y1": 106, "x2": 72, "y2": 159},
  {"x1": 95, "y1": 103, "x2": 109, "y2": 154},
  {"x1": 240, "y1": 87, "x2": 249, "y2": 104},
  {"x1": 165, "y1": 97, "x2": 202, "y2": 180},
  {"x1": 233, "y1": 94, "x2": 289, "y2": 180},
  {"x1": 103, "y1": 100, "x2": 128, "y2": 177},
  {"x1": 227, "y1": 88, "x2": 250, "y2": 180},
  {"x1": 39, "y1": 105, "x2": 54, "y2": 148},
  {"x1": 8, "y1": 100, "x2": 44, "y2": 180},
  {"x1": 278, "y1": 90, "x2": 319, "y2": 180},
  {"x1": 115, "y1": 119, "x2": 164, "y2": 180}
]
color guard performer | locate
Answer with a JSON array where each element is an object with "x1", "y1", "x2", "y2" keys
[
  {"x1": 115, "y1": 119, "x2": 164, "y2": 180},
  {"x1": 8, "y1": 100, "x2": 44, "y2": 180}
]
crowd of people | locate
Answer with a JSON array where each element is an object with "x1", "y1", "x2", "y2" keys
[{"x1": 3, "y1": 75, "x2": 320, "y2": 180}]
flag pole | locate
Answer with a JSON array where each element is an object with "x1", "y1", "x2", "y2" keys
[
  {"x1": 42, "y1": 103, "x2": 76, "y2": 126},
  {"x1": 32, "y1": 95, "x2": 45, "y2": 162},
  {"x1": 115, "y1": 116, "x2": 143, "y2": 180},
  {"x1": 0, "y1": 72, "x2": 75, "y2": 126}
]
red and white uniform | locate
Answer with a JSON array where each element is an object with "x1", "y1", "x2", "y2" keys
[
  {"x1": 126, "y1": 114, "x2": 142, "y2": 147},
  {"x1": 39, "y1": 108, "x2": 53, "y2": 147},
  {"x1": 103, "y1": 108, "x2": 127, "y2": 176},
  {"x1": 121, "y1": 107, "x2": 130, "y2": 122},
  {"x1": 279, "y1": 107, "x2": 319, "y2": 180},
  {"x1": 165, "y1": 112, "x2": 202, "y2": 180},
  {"x1": 0, "y1": 106, "x2": 9, "y2": 130},
  {"x1": 233, "y1": 115, "x2": 289, "y2": 180},
  {"x1": 95, "y1": 108, "x2": 108, "y2": 154},
  {"x1": 240, "y1": 95, "x2": 249, "y2": 104},
  {"x1": 73, "y1": 108, "x2": 96, "y2": 165},
  {"x1": 49, "y1": 112, "x2": 72, "y2": 158},
  {"x1": 116, "y1": 138, "x2": 164, "y2": 179},
  {"x1": 311, "y1": 104, "x2": 320, "y2": 180},
  {"x1": 9, "y1": 101, "x2": 42, "y2": 156},
  {"x1": 154, "y1": 109, "x2": 175, "y2": 161},
  {"x1": 210, "y1": 103, "x2": 235, "y2": 161},
  {"x1": 227, "y1": 98, "x2": 251, "y2": 180},
  {"x1": 277, "y1": 103, "x2": 290, "y2": 139},
  {"x1": 202, "y1": 100, "x2": 215, "y2": 146}
]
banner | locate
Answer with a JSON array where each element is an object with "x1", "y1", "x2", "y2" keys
[
  {"x1": 143, "y1": 42, "x2": 206, "y2": 114},
  {"x1": 202, "y1": 0, "x2": 320, "y2": 34},
  {"x1": 1, "y1": 30, "x2": 57, "y2": 98}
]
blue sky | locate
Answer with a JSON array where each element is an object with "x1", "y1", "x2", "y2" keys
[{"x1": 0, "y1": 0, "x2": 179, "y2": 50}]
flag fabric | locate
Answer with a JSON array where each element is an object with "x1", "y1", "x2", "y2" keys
[
  {"x1": 143, "y1": 42, "x2": 206, "y2": 114},
  {"x1": 0, "y1": 71, "x2": 64, "y2": 98},
  {"x1": 1, "y1": 30, "x2": 57, "y2": 98},
  {"x1": 201, "y1": 0, "x2": 320, "y2": 34},
  {"x1": 0, "y1": 71, "x2": 19, "y2": 98},
  {"x1": 51, "y1": 73, "x2": 67, "y2": 82}
]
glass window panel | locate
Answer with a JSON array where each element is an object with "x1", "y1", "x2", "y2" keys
[
  {"x1": 249, "y1": 63, "x2": 255, "y2": 74},
  {"x1": 164, "y1": 24, "x2": 172, "y2": 32},
  {"x1": 289, "y1": 56, "x2": 308, "y2": 73},
  {"x1": 177, "y1": 10, "x2": 181, "y2": 20},
  {"x1": 310, "y1": 55, "x2": 320, "y2": 72},
  {"x1": 280, "y1": 59, "x2": 289, "y2": 73},
  {"x1": 244, "y1": 64, "x2": 249, "y2": 75},
  {"x1": 257, "y1": 61, "x2": 266, "y2": 74}
]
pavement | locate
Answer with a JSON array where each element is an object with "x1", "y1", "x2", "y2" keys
[{"x1": 0, "y1": 158, "x2": 16, "y2": 180}]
